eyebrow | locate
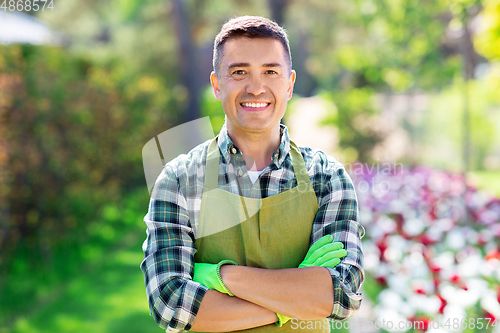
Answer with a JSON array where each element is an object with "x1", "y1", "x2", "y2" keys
[
  {"x1": 227, "y1": 62, "x2": 283, "y2": 70},
  {"x1": 263, "y1": 63, "x2": 283, "y2": 68}
]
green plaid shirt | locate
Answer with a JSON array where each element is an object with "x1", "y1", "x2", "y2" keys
[{"x1": 140, "y1": 124, "x2": 365, "y2": 332}]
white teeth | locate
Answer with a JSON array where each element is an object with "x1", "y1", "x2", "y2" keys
[{"x1": 241, "y1": 103, "x2": 268, "y2": 108}]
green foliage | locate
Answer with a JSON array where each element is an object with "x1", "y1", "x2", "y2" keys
[
  {"x1": 201, "y1": 85, "x2": 225, "y2": 135},
  {"x1": 469, "y1": 170, "x2": 500, "y2": 196},
  {"x1": 290, "y1": 0, "x2": 461, "y2": 92},
  {"x1": 321, "y1": 88, "x2": 385, "y2": 162},
  {"x1": 32, "y1": 0, "x2": 489, "y2": 165},
  {"x1": 0, "y1": 42, "x2": 173, "y2": 289},
  {"x1": 475, "y1": 0, "x2": 500, "y2": 61},
  {"x1": 419, "y1": 73, "x2": 500, "y2": 170},
  {"x1": 287, "y1": 0, "x2": 470, "y2": 161}
]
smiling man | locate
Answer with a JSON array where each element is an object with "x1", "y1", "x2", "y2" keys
[
  {"x1": 210, "y1": 36, "x2": 294, "y2": 172},
  {"x1": 141, "y1": 16, "x2": 365, "y2": 332}
]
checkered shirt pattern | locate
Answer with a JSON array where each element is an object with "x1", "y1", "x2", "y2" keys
[{"x1": 140, "y1": 124, "x2": 365, "y2": 332}]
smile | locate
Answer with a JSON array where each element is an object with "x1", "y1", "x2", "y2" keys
[{"x1": 240, "y1": 102, "x2": 270, "y2": 108}]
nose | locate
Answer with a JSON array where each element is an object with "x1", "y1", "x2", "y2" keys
[{"x1": 245, "y1": 75, "x2": 266, "y2": 96}]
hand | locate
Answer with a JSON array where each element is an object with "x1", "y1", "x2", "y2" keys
[
  {"x1": 192, "y1": 260, "x2": 237, "y2": 296},
  {"x1": 299, "y1": 235, "x2": 347, "y2": 269}
]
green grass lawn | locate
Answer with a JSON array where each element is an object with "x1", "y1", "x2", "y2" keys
[
  {"x1": 4, "y1": 232, "x2": 161, "y2": 333},
  {"x1": 0, "y1": 190, "x2": 162, "y2": 333}
]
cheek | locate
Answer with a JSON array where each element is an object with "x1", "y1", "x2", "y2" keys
[
  {"x1": 221, "y1": 84, "x2": 241, "y2": 100},
  {"x1": 271, "y1": 79, "x2": 289, "y2": 91},
  {"x1": 222, "y1": 91, "x2": 237, "y2": 103}
]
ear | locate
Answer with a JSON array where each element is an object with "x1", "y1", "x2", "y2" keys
[
  {"x1": 210, "y1": 71, "x2": 222, "y2": 101},
  {"x1": 287, "y1": 70, "x2": 296, "y2": 100}
]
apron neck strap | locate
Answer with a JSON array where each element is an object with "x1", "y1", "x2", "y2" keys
[
  {"x1": 204, "y1": 136, "x2": 221, "y2": 191},
  {"x1": 204, "y1": 137, "x2": 312, "y2": 191},
  {"x1": 288, "y1": 140, "x2": 311, "y2": 186}
]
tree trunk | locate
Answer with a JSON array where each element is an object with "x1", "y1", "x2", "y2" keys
[
  {"x1": 268, "y1": 0, "x2": 289, "y2": 26},
  {"x1": 171, "y1": 0, "x2": 202, "y2": 123},
  {"x1": 460, "y1": 13, "x2": 475, "y2": 172}
]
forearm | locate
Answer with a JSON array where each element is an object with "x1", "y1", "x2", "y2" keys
[
  {"x1": 190, "y1": 290, "x2": 277, "y2": 332},
  {"x1": 220, "y1": 266, "x2": 333, "y2": 320}
]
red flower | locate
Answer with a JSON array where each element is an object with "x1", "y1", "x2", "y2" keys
[
  {"x1": 450, "y1": 274, "x2": 460, "y2": 283},
  {"x1": 375, "y1": 275, "x2": 387, "y2": 287},
  {"x1": 421, "y1": 234, "x2": 436, "y2": 246},
  {"x1": 485, "y1": 249, "x2": 500, "y2": 262},
  {"x1": 376, "y1": 236, "x2": 388, "y2": 262},
  {"x1": 433, "y1": 276, "x2": 440, "y2": 290},
  {"x1": 393, "y1": 213, "x2": 411, "y2": 239},
  {"x1": 414, "y1": 287, "x2": 426, "y2": 295},
  {"x1": 485, "y1": 311, "x2": 496, "y2": 321},
  {"x1": 430, "y1": 264, "x2": 441, "y2": 273},
  {"x1": 438, "y1": 295, "x2": 447, "y2": 314}
]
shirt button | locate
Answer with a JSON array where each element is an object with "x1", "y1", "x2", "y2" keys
[
  {"x1": 231, "y1": 147, "x2": 237, "y2": 154},
  {"x1": 238, "y1": 170, "x2": 244, "y2": 177}
]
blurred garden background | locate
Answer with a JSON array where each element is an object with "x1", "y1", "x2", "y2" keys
[{"x1": 1, "y1": 0, "x2": 500, "y2": 332}]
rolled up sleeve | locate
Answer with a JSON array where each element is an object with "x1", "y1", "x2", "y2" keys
[
  {"x1": 311, "y1": 162, "x2": 365, "y2": 321},
  {"x1": 140, "y1": 166, "x2": 208, "y2": 332}
]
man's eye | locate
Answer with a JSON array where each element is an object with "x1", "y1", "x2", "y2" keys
[
  {"x1": 232, "y1": 70, "x2": 245, "y2": 75},
  {"x1": 266, "y1": 70, "x2": 278, "y2": 75}
]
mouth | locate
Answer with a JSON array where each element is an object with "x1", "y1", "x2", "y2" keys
[{"x1": 240, "y1": 102, "x2": 271, "y2": 111}]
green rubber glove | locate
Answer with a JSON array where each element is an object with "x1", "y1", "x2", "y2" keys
[
  {"x1": 275, "y1": 236, "x2": 346, "y2": 326},
  {"x1": 299, "y1": 235, "x2": 347, "y2": 269},
  {"x1": 276, "y1": 313, "x2": 291, "y2": 327},
  {"x1": 192, "y1": 260, "x2": 237, "y2": 296}
]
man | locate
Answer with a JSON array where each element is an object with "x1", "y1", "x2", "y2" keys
[{"x1": 141, "y1": 16, "x2": 364, "y2": 332}]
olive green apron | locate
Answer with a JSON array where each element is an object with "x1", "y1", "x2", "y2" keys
[{"x1": 193, "y1": 137, "x2": 329, "y2": 332}]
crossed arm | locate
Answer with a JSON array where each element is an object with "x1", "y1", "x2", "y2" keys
[{"x1": 190, "y1": 266, "x2": 334, "y2": 332}]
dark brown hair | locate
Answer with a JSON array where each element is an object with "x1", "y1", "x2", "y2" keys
[{"x1": 213, "y1": 16, "x2": 292, "y2": 76}]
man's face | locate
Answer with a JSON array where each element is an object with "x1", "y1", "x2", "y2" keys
[{"x1": 210, "y1": 37, "x2": 296, "y2": 136}]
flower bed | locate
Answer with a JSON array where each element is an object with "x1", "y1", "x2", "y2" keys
[{"x1": 351, "y1": 164, "x2": 500, "y2": 332}]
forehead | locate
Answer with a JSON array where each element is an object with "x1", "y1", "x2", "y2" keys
[{"x1": 220, "y1": 37, "x2": 287, "y2": 68}]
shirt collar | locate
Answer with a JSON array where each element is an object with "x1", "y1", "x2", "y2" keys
[{"x1": 217, "y1": 123, "x2": 291, "y2": 168}]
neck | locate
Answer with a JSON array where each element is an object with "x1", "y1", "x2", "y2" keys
[{"x1": 227, "y1": 125, "x2": 281, "y2": 171}]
